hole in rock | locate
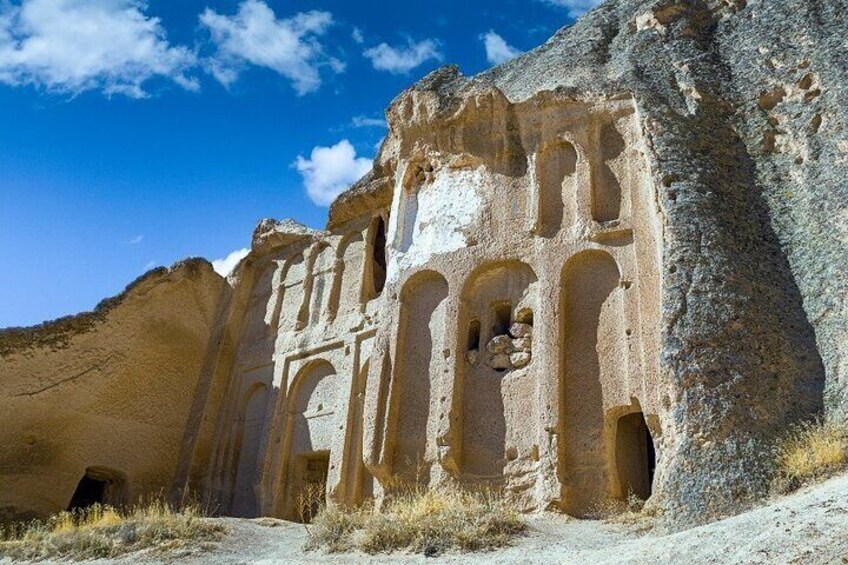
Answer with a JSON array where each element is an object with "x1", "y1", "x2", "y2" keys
[
  {"x1": 467, "y1": 319, "x2": 481, "y2": 351},
  {"x1": 371, "y1": 217, "x2": 387, "y2": 296},
  {"x1": 615, "y1": 413, "x2": 656, "y2": 501},
  {"x1": 67, "y1": 468, "x2": 126, "y2": 511},
  {"x1": 491, "y1": 302, "x2": 512, "y2": 337}
]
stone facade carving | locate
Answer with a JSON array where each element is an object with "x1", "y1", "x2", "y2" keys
[{"x1": 2, "y1": 0, "x2": 845, "y2": 530}]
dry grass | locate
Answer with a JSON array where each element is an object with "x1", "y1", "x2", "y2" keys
[
  {"x1": 306, "y1": 485, "x2": 526, "y2": 556},
  {"x1": 773, "y1": 419, "x2": 848, "y2": 494},
  {"x1": 0, "y1": 501, "x2": 227, "y2": 561},
  {"x1": 295, "y1": 482, "x2": 327, "y2": 524},
  {"x1": 586, "y1": 491, "x2": 657, "y2": 533}
]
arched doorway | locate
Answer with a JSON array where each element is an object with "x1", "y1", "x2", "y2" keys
[
  {"x1": 458, "y1": 261, "x2": 538, "y2": 482},
  {"x1": 391, "y1": 271, "x2": 449, "y2": 485},
  {"x1": 282, "y1": 360, "x2": 340, "y2": 521},
  {"x1": 364, "y1": 216, "x2": 387, "y2": 301},
  {"x1": 614, "y1": 411, "x2": 656, "y2": 501},
  {"x1": 230, "y1": 383, "x2": 270, "y2": 517},
  {"x1": 560, "y1": 250, "x2": 625, "y2": 516},
  {"x1": 67, "y1": 467, "x2": 127, "y2": 510}
]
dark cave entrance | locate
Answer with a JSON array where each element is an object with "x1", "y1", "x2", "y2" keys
[
  {"x1": 615, "y1": 412, "x2": 656, "y2": 501},
  {"x1": 67, "y1": 467, "x2": 127, "y2": 511},
  {"x1": 366, "y1": 216, "x2": 388, "y2": 300}
]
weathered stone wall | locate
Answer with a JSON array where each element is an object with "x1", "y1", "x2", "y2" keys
[
  {"x1": 1, "y1": 0, "x2": 845, "y2": 531},
  {"x1": 0, "y1": 260, "x2": 225, "y2": 520},
  {"x1": 172, "y1": 214, "x2": 391, "y2": 521},
  {"x1": 360, "y1": 89, "x2": 664, "y2": 515},
  {"x1": 469, "y1": 0, "x2": 842, "y2": 524}
]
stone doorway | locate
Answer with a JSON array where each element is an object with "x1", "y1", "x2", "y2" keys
[
  {"x1": 614, "y1": 412, "x2": 656, "y2": 501},
  {"x1": 292, "y1": 452, "x2": 329, "y2": 523},
  {"x1": 67, "y1": 467, "x2": 127, "y2": 511}
]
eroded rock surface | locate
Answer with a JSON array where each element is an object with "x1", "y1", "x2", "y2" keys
[
  {"x1": 0, "y1": 260, "x2": 225, "y2": 520},
  {"x1": 1, "y1": 0, "x2": 846, "y2": 532}
]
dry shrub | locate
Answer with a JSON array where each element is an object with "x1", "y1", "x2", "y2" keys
[
  {"x1": 307, "y1": 485, "x2": 526, "y2": 556},
  {"x1": 0, "y1": 501, "x2": 227, "y2": 561},
  {"x1": 295, "y1": 482, "x2": 327, "y2": 524},
  {"x1": 773, "y1": 419, "x2": 848, "y2": 493},
  {"x1": 585, "y1": 490, "x2": 656, "y2": 532}
]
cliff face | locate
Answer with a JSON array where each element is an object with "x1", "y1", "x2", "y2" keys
[
  {"x1": 0, "y1": 260, "x2": 226, "y2": 520},
  {"x1": 1, "y1": 0, "x2": 845, "y2": 530},
  {"x1": 351, "y1": 0, "x2": 845, "y2": 525}
]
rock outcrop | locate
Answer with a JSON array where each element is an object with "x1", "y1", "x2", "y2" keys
[
  {"x1": 1, "y1": 0, "x2": 845, "y2": 530},
  {"x1": 0, "y1": 260, "x2": 225, "y2": 521}
]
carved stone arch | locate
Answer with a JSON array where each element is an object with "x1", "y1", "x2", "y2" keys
[
  {"x1": 362, "y1": 214, "x2": 388, "y2": 302},
  {"x1": 457, "y1": 260, "x2": 539, "y2": 482},
  {"x1": 592, "y1": 120, "x2": 627, "y2": 222},
  {"x1": 534, "y1": 136, "x2": 580, "y2": 237},
  {"x1": 339, "y1": 358, "x2": 374, "y2": 506},
  {"x1": 328, "y1": 232, "x2": 366, "y2": 321},
  {"x1": 388, "y1": 269, "x2": 449, "y2": 485},
  {"x1": 560, "y1": 249, "x2": 626, "y2": 516},
  {"x1": 395, "y1": 160, "x2": 434, "y2": 253},
  {"x1": 67, "y1": 466, "x2": 128, "y2": 511},
  {"x1": 270, "y1": 253, "x2": 307, "y2": 332},
  {"x1": 228, "y1": 381, "x2": 271, "y2": 517},
  {"x1": 303, "y1": 243, "x2": 336, "y2": 328},
  {"x1": 237, "y1": 261, "x2": 278, "y2": 347},
  {"x1": 279, "y1": 359, "x2": 341, "y2": 521},
  {"x1": 605, "y1": 398, "x2": 657, "y2": 503}
]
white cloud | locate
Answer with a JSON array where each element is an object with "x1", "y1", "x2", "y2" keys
[
  {"x1": 481, "y1": 31, "x2": 522, "y2": 65},
  {"x1": 211, "y1": 247, "x2": 249, "y2": 276},
  {"x1": 363, "y1": 38, "x2": 442, "y2": 74},
  {"x1": 352, "y1": 115, "x2": 386, "y2": 128},
  {"x1": 128, "y1": 234, "x2": 144, "y2": 245},
  {"x1": 200, "y1": 0, "x2": 342, "y2": 95},
  {"x1": 295, "y1": 140, "x2": 372, "y2": 207},
  {"x1": 143, "y1": 260, "x2": 156, "y2": 270},
  {"x1": 0, "y1": 0, "x2": 198, "y2": 98},
  {"x1": 539, "y1": 0, "x2": 603, "y2": 18},
  {"x1": 351, "y1": 26, "x2": 363, "y2": 44}
]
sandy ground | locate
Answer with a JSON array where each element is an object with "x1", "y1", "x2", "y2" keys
[{"x1": 11, "y1": 473, "x2": 848, "y2": 564}]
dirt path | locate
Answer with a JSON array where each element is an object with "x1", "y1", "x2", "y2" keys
[{"x1": 32, "y1": 473, "x2": 848, "y2": 564}]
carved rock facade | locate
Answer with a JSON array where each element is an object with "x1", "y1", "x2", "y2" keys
[{"x1": 2, "y1": 0, "x2": 846, "y2": 528}]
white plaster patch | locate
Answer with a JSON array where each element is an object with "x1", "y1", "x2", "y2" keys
[{"x1": 388, "y1": 168, "x2": 483, "y2": 282}]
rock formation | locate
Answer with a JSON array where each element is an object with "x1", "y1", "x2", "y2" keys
[{"x1": 1, "y1": 0, "x2": 846, "y2": 529}]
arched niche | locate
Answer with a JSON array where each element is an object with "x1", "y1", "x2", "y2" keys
[
  {"x1": 272, "y1": 253, "x2": 307, "y2": 332},
  {"x1": 307, "y1": 245, "x2": 336, "y2": 326},
  {"x1": 613, "y1": 410, "x2": 656, "y2": 502},
  {"x1": 341, "y1": 360, "x2": 375, "y2": 506},
  {"x1": 283, "y1": 360, "x2": 340, "y2": 521},
  {"x1": 229, "y1": 382, "x2": 270, "y2": 517},
  {"x1": 390, "y1": 270, "x2": 449, "y2": 484},
  {"x1": 592, "y1": 122, "x2": 625, "y2": 223},
  {"x1": 535, "y1": 139, "x2": 578, "y2": 237},
  {"x1": 458, "y1": 261, "x2": 538, "y2": 480},
  {"x1": 239, "y1": 264, "x2": 277, "y2": 346},
  {"x1": 395, "y1": 162, "x2": 432, "y2": 253},
  {"x1": 363, "y1": 216, "x2": 388, "y2": 301},
  {"x1": 560, "y1": 250, "x2": 626, "y2": 516},
  {"x1": 330, "y1": 233, "x2": 366, "y2": 320}
]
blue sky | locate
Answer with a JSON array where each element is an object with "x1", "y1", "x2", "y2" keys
[{"x1": 0, "y1": 0, "x2": 597, "y2": 328}]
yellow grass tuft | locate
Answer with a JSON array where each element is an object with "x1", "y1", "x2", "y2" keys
[
  {"x1": 774, "y1": 419, "x2": 848, "y2": 493},
  {"x1": 0, "y1": 500, "x2": 227, "y2": 561},
  {"x1": 306, "y1": 484, "x2": 526, "y2": 556}
]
